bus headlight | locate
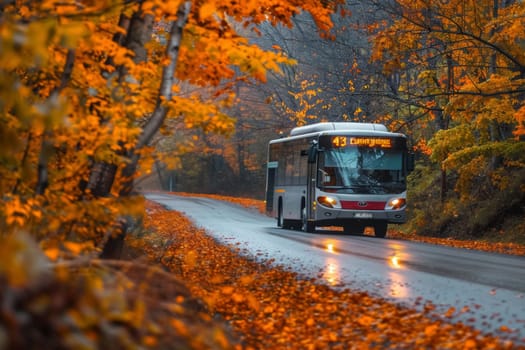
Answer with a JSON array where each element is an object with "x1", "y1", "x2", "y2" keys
[
  {"x1": 386, "y1": 198, "x2": 406, "y2": 210},
  {"x1": 317, "y1": 196, "x2": 340, "y2": 209}
]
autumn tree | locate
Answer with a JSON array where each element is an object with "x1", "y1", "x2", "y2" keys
[
  {"x1": 0, "y1": 0, "x2": 345, "y2": 345},
  {"x1": 249, "y1": 3, "x2": 386, "y2": 127},
  {"x1": 140, "y1": 2, "x2": 362, "y2": 198},
  {"x1": 167, "y1": 2, "x2": 391, "y2": 196},
  {"x1": 368, "y1": 0, "x2": 525, "y2": 235},
  {"x1": 0, "y1": 0, "x2": 343, "y2": 257}
]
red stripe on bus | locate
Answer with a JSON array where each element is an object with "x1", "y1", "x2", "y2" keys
[{"x1": 340, "y1": 201, "x2": 386, "y2": 210}]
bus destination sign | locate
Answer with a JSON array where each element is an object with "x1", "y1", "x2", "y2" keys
[{"x1": 331, "y1": 136, "x2": 392, "y2": 148}]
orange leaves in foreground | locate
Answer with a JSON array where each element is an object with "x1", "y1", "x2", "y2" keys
[
  {"x1": 141, "y1": 200, "x2": 520, "y2": 349},
  {"x1": 0, "y1": 230, "x2": 236, "y2": 349}
]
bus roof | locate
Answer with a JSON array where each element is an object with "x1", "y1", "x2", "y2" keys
[{"x1": 289, "y1": 122, "x2": 388, "y2": 136}]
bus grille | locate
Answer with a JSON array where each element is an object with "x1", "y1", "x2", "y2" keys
[{"x1": 340, "y1": 201, "x2": 386, "y2": 210}]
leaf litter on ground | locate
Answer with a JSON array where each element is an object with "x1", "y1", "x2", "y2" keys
[{"x1": 130, "y1": 195, "x2": 525, "y2": 349}]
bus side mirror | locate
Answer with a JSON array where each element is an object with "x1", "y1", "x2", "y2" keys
[{"x1": 407, "y1": 152, "x2": 415, "y2": 172}]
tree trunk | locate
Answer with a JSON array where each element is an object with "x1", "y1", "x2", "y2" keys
[
  {"x1": 36, "y1": 49, "x2": 76, "y2": 195},
  {"x1": 100, "y1": 1, "x2": 192, "y2": 259},
  {"x1": 84, "y1": 13, "x2": 130, "y2": 199},
  {"x1": 99, "y1": 8, "x2": 155, "y2": 259},
  {"x1": 155, "y1": 159, "x2": 166, "y2": 190},
  {"x1": 440, "y1": 168, "x2": 447, "y2": 203}
]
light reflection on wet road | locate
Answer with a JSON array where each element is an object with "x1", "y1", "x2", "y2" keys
[{"x1": 146, "y1": 193, "x2": 525, "y2": 345}]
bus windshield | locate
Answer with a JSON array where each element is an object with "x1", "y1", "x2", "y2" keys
[{"x1": 318, "y1": 137, "x2": 406, "y2": 194}]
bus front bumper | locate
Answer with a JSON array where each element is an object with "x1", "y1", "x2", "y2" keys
[{"x1": 315, "y1": 207, "x2": 407, "y2": 224}]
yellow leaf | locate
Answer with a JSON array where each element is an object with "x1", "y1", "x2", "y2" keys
[
  {"x1": 184, "y1": 249, "x2": 197, "y2": 268},
  {"x1": 424, "y1": 324, "x2": 439, "y2": 337},
  {"x1": 238, "y1": 274, "x2": 254, "y2": 285},
  {"x1": 232, "y1": 292, "x2": 244, "y2": 303},
  {"x1": 143, "y1": 336, "x2": 157, "y2": 347},
  {"x1": 245, "y1": 293, "x2": 260, "y2": 311},
  {"x1": 357, "y1": 315, "x2": 374, "y2": 327},
  {"x1": 19, "y1": 5, "x2": 31, "y2": 18},
  {"x1": 213, "y1": 329, "x2": 230, "y2": 349},
  {"x1": 63, "y1": 241, "x2": 92, "y2": 255},
  {"x1": 44, "y1": 247, "x2": 61, "y2": 261},
  {"x1": 221, "y1": 285, "x2": 234, "y2": 295},
  {"x1": 464, "y1": 339, "x2": 477, "y2": 349},
  {"x1": 171, "y1": 319, "x2": 189, "y2": 336},
  {"x1": 199, "y1": 3, "x2": 216, "y2": 19}
]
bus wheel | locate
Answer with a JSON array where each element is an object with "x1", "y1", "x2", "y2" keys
[
  {"x1": 373, "y1": 221, "x2": 388, "y2": 238},
  {"x1": 283, "y1": 219, "x2": 294, "y2": 230},
  {"x1": 303, "y1": 220, "x2": 315, "y2": 233}
]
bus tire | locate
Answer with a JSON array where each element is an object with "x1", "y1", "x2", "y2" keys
[
  {"x1": 303, "y1": 220, "x2": 315, "y2": 233},
  {"x1": 282, "y1": 220, "x2": 293, "y2": 230},
  {"x1": 374, "y1": 221, "x2": 388, "y2": 238}
]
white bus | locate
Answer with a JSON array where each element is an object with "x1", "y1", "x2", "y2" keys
[{"x1": 265, "y1": 122, "x2": 414, "y2": 237}]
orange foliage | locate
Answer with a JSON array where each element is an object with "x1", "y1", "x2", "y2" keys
[
  {"x1": 370, "y1": 1, "x2": 525, "y2": 143},
  {"x1": 369, "y1": 0, "x2": 525, "y2": 219},
  {"x1": 0, "y1": 0, "x2": 343, "y2": 255},
  {"x1": 414, "y1": 138, "x2": 433, "y2": 156},
  {"x1": 0, "y1": 230, "x2": 236, "y2": 349},
  {"x1": 514, "y1": 105, "x2": 525, "y2": 138}
]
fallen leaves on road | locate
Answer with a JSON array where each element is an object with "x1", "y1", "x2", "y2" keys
[
  {"x1": 135, "y1": 200, "x2": 523, "y2": 349},
  {"x1": 387, "y1": 233, "x2": 525, "y2": 257},
  {"x1": 173, "y1": 192, "x2": 266, "y2": 214}
]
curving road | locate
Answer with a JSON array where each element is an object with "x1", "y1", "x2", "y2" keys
[{"x1": 145, "y1": 192, "x2": 525, "y2": 344}]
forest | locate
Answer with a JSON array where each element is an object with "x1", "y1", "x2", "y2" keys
[
  {"x1": 0, "y1": 0, "x2": 524, "y2": 348},
  {"x1": 164, "y1": 0, "x2": 525, "y2": 240}
]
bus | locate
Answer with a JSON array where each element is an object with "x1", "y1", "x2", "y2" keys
[{"x1": 265, "y1": 122, "x2": 413, "y2": 237}]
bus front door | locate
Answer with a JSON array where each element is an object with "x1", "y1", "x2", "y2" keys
[{"x1": 303, "y1": 145, "x2": 317, "y2": 233}]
